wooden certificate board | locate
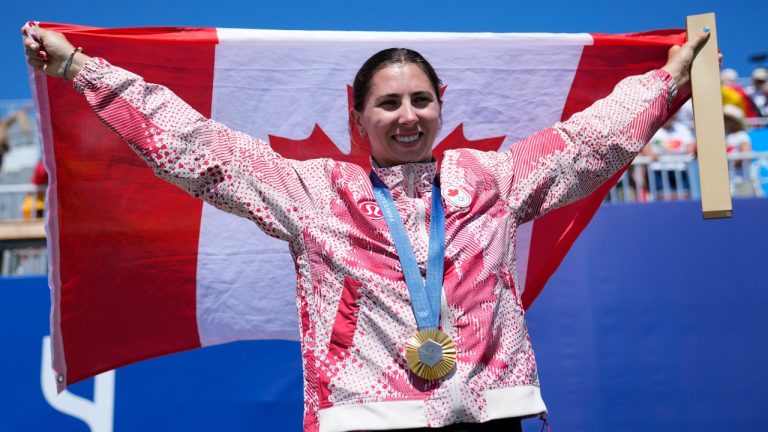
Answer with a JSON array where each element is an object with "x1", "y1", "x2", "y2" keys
[{"x1": 687, "y1": 13, "x2": 733, "y2": 219}]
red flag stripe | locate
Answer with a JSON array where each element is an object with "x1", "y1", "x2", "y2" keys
[
  {"x1": 522, "y1": 31, "x2": 684, "y2": 308},
  {"x1": 40, "y1": 23, "x2": 219, "y2": 387}
]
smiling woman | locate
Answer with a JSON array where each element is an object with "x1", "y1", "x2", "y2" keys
[
  {"x1": 22, "y1": 21, "x2": 710, "y2": 432},
  {"x1": 354, "y1": 62, "x2": 441, "y2": 167},
  {"x1": 351, "y1": 48, "x2": 443, "y2": 167}
]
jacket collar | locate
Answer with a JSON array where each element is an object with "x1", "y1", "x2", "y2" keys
[{"x1": 370, "y1": 158, "x2": 437, "y2": 199}]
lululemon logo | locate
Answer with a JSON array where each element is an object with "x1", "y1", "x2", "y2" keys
[{"x1": 359, "y1": 201, "x2": 383, "y2": 220}]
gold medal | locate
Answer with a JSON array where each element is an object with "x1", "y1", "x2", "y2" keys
[{"x1": 405, "y1": 329, "x2": 456, "y2": 380}]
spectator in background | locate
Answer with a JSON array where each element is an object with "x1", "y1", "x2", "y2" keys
[
  {"x1": 22, "y1": 161, "x2": 47, "y2": 219},
  {"x1": 642, "y1": 111, "x2": 696, "y2": 200},
  {"x1": 721, "y1": 68, "x2": 761, "y2": 119},
  {"x1": 747, "y1": 68, "x2": 767, "y2": 116},
  {"x1": 646, "y1": 114, "x2": 696, "y2": 157},
  {"x1": 0, "y1": 107, "x2": 33, "y2": 172},
  {"x1": 724, "y1": 105, "x2": 753, "y2": 196},
  {"x1": 724, "y1": 105, "x2": 752, "y2": 153},
  {"x1": 761, "y1": 81, "x2": 768, "y2": 117},
  {"x1": 720, "y1": 68, "x2": 739, "y2": 86},
  {"x1": 674, "y1": 99, "x2": 695, "y2": 130},
  {"x1": 0, "y1": 121, "x2": 9, "y2": 169}
]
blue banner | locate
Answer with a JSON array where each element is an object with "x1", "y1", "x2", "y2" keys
[{"x1": 2, "y1": 199, "x2": 767, "y2": 431}]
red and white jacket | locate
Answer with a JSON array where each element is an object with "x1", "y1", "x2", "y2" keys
[{"x1": 74, "y1": 58, "x2": 676, "y2": 431}]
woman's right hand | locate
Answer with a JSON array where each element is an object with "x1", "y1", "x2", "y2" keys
[{"x1": 22, "y1": 22, "x2": 90, "y2": 80}]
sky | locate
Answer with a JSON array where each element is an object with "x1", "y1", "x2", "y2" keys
[{"x1": 4, "y1": 0, "x2": 766, "y2": 100}]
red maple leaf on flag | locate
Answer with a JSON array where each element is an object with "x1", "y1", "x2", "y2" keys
[{"x1": 268, "y1": 85, "x2": 506, "y2": 169}]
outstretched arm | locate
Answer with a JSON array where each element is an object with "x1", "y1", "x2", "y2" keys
[
  {"x1": 492, "y1": 31, "x2": 712, "y2": 224},
  {"x1": 22, "y1": 23, "x2": 331, "y2": 241}
]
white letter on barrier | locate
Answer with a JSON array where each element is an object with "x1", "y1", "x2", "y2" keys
[{"x1": 40, "y1": 336, "x2": 116, "y2": 432}]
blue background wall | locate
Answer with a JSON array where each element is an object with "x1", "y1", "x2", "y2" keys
[{"x1": 2, "y1": 199, "x2": 767, "y2": 431}]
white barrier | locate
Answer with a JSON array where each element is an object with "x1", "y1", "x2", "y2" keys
[{"x1": 608, "y1": 151, "x2": 768, "y2": 203}]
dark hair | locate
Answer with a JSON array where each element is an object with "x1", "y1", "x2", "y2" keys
[{"x1": 352, "y1": 48, "x2": 443, "y2": 112}]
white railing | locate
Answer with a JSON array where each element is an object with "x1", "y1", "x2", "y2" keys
[
  {"x1": 745, "y1": 116, "x2": 768, "y2": 128},
  {"x1": 1, "y1": 245, "x2": 47, "y2": 276},
  {"x1": 607, "y1": 152, "x2": 768, "y2": 203},
  {"x1": 0, "y1": 184, "x2": 46, "y2": 221}
]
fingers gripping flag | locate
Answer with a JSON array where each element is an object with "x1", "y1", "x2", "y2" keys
[{"x1": 31, "y1": 23, "x2": 687, "y2": 390}]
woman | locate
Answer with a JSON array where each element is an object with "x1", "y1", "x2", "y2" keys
[
  {"x1": 723, "y1": 104, "x2": 752, "y2": 154},
  {"x1": 23, "y1": 23, "x2": 709, "y2": 432},
  {"x1": 722, "y1": 104, "x2": 753, "y2": 196}
]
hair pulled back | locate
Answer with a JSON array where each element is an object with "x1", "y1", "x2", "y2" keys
[{"x1": 352, "y1": 48, "x2": 443, "y2": 112}]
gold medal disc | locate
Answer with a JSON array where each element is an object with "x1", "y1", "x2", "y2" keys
[{"x1": 405, "y1": 329, "x2": 456, "y2": 380}]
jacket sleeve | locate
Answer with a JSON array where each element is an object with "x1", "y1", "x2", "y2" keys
[
  {"x1": 73, "y1": 57, "x2": 332, "y2": 241},
  {"x1": 486, "y1": 69, "x2": 677, "y2": 224}
]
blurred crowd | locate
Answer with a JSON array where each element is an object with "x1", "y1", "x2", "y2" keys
[
  {"x1": 632, "y1": 67, "x2": 768, "y2": 200},
  {"x1": 647, "y1": 66, "x2": 767, "y2": 159}
]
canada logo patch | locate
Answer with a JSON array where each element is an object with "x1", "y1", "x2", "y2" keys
[
  {"x1": 358, "y1": 201, "x2": 383, "y2": 220},
  {"x1": 442, "y1": 186, "x2": 472, "y2": 208}
]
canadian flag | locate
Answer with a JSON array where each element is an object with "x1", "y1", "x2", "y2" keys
[{"x1": 32, "y1": 23, "x2": 686, "y2": 390}]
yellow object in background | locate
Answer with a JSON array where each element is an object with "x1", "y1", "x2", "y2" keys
[{"x1": 21, "y1": 192, "x2": 45, "y2": 220}]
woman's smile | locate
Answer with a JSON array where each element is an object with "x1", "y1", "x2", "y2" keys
[{"x1": 392, "y1": 132, "x2": 422, "y2": 144}]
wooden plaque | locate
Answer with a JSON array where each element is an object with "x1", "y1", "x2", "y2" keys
[{"x1": 687, "y1": 13, "x2": 733, "y2": 219}]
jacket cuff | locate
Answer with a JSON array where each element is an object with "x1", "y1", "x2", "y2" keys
[
  {"x1": 73, "y1": 57, "x2": 110, "y2": 95},
  {"x1": 651, "y1": 69, "x2": 678, "y2": 111}
]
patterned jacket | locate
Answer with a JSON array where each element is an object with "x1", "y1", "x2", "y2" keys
[{"x1": 74, "y1": 58, "x2": 676, "y2": 431}]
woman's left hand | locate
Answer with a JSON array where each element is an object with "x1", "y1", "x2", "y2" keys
[{"x1": 662, "y1": 30, "x2": 720, "y2": 88}]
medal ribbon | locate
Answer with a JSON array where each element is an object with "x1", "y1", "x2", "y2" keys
[{"x1": 370, "y1": 172, "x2": 445, "y2": 330}]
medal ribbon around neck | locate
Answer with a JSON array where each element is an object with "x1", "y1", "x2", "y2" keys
[{"x1": 370, "y1": 172, "x2": 456, "y2": 380}]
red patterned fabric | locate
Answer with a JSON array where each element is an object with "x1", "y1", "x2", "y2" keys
[{"x1": 71, "y1": 58, "x2": 675, "y2": 431}]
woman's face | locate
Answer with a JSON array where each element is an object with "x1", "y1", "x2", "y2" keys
[{"x1": 353, "y1": 63, "x2": 441, "y2": 167}]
